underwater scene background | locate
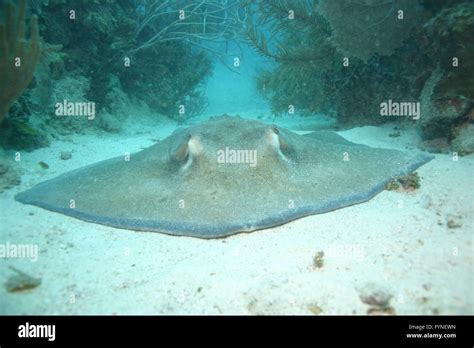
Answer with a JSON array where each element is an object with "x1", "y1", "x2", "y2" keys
[{"x1": 0, "y1": 0, "x2": 472, "y2": 314}]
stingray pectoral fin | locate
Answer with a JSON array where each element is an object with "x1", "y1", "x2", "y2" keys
[{"x1": 303, "y1": 131, "x2": 356, "y2": 146}]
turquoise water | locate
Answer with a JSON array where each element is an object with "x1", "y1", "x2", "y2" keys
[{"x1": 0, "y1": 0, "x2": 472, "y2": 314}]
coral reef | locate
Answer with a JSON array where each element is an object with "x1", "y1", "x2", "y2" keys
[
  {"x1": 416, "y1": 2, "x2": 474, "y2": 152},
  {"x1": 319, "y1": 0, "x2": 419, "y2": 62},
  {"x1": 451, "y1": 123, "x2": 474, "y2": 155},
  {"x1": 46, "y1": 74, "x2": 93, "y2": 134},
  {"x1": 248, "y1": 0, "x2": 473, "y2": 134},
  {"x1": 37, "y1": 0, "x2": 215, "y2": 127},
  {"x1": 247, "y1": 0, "x2": 431, "y2": 126},
  {"x1": 397, "y1": 172, "x2": 421, "y2": 191},
  {"x1": 0, "y1": 117, "x2": 49, "y2": 150},
  {"x1": 0, "y1": 0, "x2": 41, "y2": 124},
  {"x1": 385, "y1": 172, "x2": 421, "y2": 191},
  {"x1": 421, "y1": 2, "x2": 474, "y2": 102},
  {"x1": 0, "y1": 149, "x2": 22, "y2": 192},
  {"x1": 120, "y1": 43, "x2": 212, "y2": 120},
  {"x1": 0, "y1": 0, "x2": 224, "y2": 150}
]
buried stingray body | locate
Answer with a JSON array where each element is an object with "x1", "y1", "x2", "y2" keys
[{"x1": 15, "y1": 116, "x2": 433, "y2": 238}]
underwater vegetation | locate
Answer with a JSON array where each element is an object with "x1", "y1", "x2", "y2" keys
[
  {"x1": 0, "y1": 0, "x2": 245, "y2": 149},
  {"x1": 0, "y1": 0, "x2": 40, "y2": 125},
  {"x1": 245, "y1": 0, "x2": 428, "y2": 123},
  {"x1": 244, "y1": 0, "x2": 473, "y2": 153},
  {"x1": 35, "y1": 0, "x2": 219, "y2": 123}
]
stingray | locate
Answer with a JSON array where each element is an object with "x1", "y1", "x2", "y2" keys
[{"x1": 15, "y1": 116, "x2": 433, "y2": 238}]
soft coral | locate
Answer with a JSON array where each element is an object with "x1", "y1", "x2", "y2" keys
[{"x1": 0, "y1": 0, "x2": 41, "y2": 124}]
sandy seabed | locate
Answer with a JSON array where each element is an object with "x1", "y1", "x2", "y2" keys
[{"x1": 0, "y1": 116, "x2": 472, "y2": 315}]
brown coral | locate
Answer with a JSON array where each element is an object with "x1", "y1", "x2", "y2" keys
[
  {"x1": 0, "y1": 0, "x2": 41, "y2": 124},
  {"x1": 319, "y1": 0, "x2": 420, "y2": 61}
]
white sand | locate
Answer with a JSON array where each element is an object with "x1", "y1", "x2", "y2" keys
[{"x1": 0, "y1": 119, "x2": 472, "y2": 315}]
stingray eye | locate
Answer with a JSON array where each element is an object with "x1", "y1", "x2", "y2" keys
[
  {"x1": 171, "y1": 133, "x2": 203, "y2": 171},
  {"x1": 267, "y1": 127, "x2": 294, "y2": 162},
  {"x1": 173, "y1": 134, "x2": 192, "y2": 162}
]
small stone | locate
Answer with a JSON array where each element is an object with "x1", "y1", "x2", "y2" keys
[
  {"x1": 446, "y1": 215, "x2": 462, "y2": 229},
  {"x1": 385, "y1": 180, "x2": 400, "y2": 191},
  {"x1": 59, "y1": 242, "x2": 74, "y2": 250},
  {"x1": 307, "y1": 304, "x2": 322, "y2": 315},
  {"x1": 60, "y1": 151, "x2": 72, "y2": 160},
  {"x1": 38, "y1": 161, "x2": 49, "y2": 169},
  {"x1": 388, "y1": 130, "x2": 401, "y2": 138},
  {"x1": 447, "y1": 219, "x2": 462, "y2": 229},
  {"x1": 358, "y1": 283, "x2": 393, "y2": 308},
  {"x1": 367, "y1": 306, "x2": 395, "y2": 315},
  {"x1": 5, "y1": 266, "x2": 42, "y2": 292},
  {"x1": 397, "y1": 172, "x2": 421, "y2": 190},
  {"x1": 312, "y1": 251, "x2": 325, "y2": 269}
]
